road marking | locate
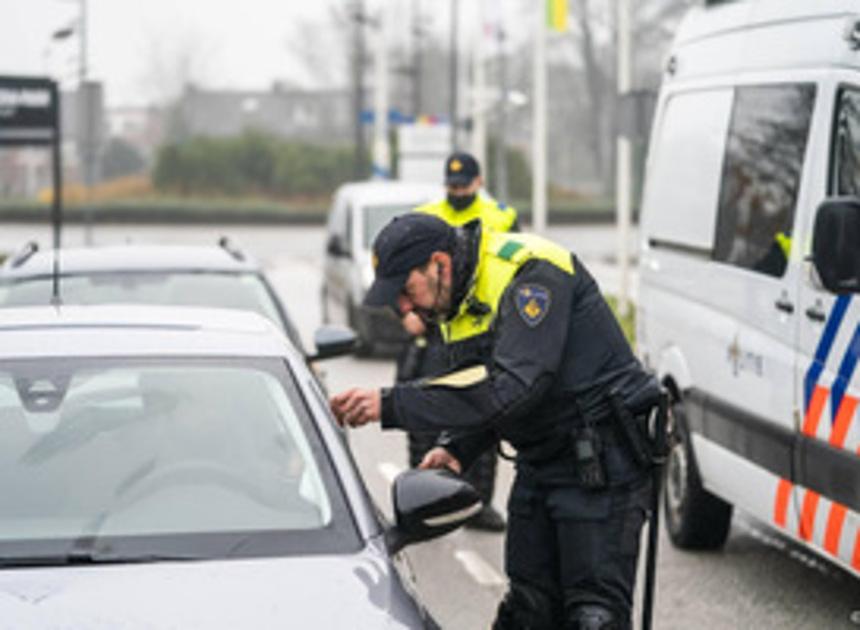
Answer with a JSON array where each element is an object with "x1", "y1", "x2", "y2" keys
[
  {"x1": 454, "y1": 549, "x2": 505, "y2": 587},
  {"x1": 377, "y1": 462, "x2": 404, "y2": 485}
]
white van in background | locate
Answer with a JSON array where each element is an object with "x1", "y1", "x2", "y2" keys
[
  {"x1": 637, "y1": 0, "x2": 860, "y2": 579},
  {"x1": 321, "y1": 180, "x2": 442, "y2": 354}
]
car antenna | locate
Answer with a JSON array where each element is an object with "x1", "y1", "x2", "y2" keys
[
  {"x1": 51, "y1": 198, "x2": 62, "y2": 307},
  {"x1": 9, "y1": 241, "x2": 39, "y2": 268},
  {"x1": 218, "y1": 236, "x2": 246, "y2": 262}
]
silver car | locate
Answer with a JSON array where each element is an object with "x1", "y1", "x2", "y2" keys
[
  {"x1": 0, "y1": 240, "x2": 307, "y2": 355},
  {"x1": 0, "y1": 306, "x2": 478, "y2": 628}
]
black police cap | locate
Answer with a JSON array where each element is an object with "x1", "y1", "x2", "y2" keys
[
  {"x1": 445, "y1": 152, "x2": 480, "y2": 187},
  {"x1": 364, "y1": 214, "x2": 456, "y2": 310}
]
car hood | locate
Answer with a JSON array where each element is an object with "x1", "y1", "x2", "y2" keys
[{"x1": 0, "y1": 544, "x2": 426, "y2": 629}]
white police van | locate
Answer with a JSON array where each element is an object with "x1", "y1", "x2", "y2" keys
[{"x1": 637, "y1": 0, "x2": 860, "y2": 579}]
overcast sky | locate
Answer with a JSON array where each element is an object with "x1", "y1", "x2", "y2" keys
[{"x1": 2, "y1": 0, "x2": 523, "y2": 108}]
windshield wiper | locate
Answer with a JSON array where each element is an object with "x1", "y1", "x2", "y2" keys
[{"x1": 0, "y1": 550, "x2": 204, "y2": 568}]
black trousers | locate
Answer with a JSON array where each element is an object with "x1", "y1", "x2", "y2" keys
[{"x1": 504, "y1": 456, "x2": 651, "y2": 628}]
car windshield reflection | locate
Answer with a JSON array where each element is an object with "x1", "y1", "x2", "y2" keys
[{"x1": 0, "y1": 358, "x2": 357, "y2": 563}]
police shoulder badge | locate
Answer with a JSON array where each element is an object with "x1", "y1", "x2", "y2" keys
[{"x1": 515, "y1": 284, "x2": 551, "y2": 327}]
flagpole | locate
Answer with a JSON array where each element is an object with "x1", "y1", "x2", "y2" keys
[{"x1": 531, "y1": 1, "x2": 547, "y2": 233}]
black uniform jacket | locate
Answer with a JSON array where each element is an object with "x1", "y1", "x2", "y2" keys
[{"x1": 380, "y1": 255, "x2": 658, "y2": 470}]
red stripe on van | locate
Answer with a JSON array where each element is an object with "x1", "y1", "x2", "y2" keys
[
  {"x1": 824, "y1": 504, "x2": 847, "y2": 556},
  {"x1": 830, "y1": 396, "x2": 857, "y2": 448},
  {"x1": 799, "y1": 490, "x2": 820, "y2": 541},
  {"x1": 774, "y1": 479, "x2": 793, "y2": 527},
  {"x1": 802, "y1": 386, "x2": 829, "y2": 437}
]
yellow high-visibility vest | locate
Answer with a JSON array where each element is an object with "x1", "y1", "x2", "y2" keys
[
  {"x1": 441, "y1": 230, "x2": 574, "y2": 343},
  {"x1": 416, "y1": 194, "x2": 518, "y2": 233}
]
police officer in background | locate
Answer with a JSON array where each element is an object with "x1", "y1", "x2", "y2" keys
[
  {"x1": 398, "y1": 151, "x2": 517, "y2": 532},
  {"x1": 332, "y1": 214, "x2": 662, "y2": 629}
]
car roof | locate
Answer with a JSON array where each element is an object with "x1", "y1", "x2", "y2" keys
[
  {"x1": 1, "y1": 244, "x2": 260, "y2": 279},
  {"x1": 0, "y1": 305, "x2": 299, "y2": 360},
  {"x1": 334, "y1": 180, "x2": 443, "y2": 208}
]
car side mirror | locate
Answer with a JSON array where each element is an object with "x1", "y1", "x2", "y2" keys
[
  {"x1": 327, "y1": 236, "x2": 351, "y2": 258},
  {"x1": 308, "y1": 325, "x2": 357, "y2": 362},
  {"x1": 385, "y1": 469, "x2": 482, "y2": 554},
  {"x1": 812, "y1": 197, "x2": 860, "y2": 294}
]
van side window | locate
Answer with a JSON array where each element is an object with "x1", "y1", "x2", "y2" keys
[
  {"x1": 713, "y1": 84, "x2": 816, "y2": 278},
  {"x1": 831, "y1": 88, "x2": 860, "y2": 195}
]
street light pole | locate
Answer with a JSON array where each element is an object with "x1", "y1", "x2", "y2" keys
[
  {"x1": 615, "y1": 0, "x2": 633, "y2": 317},
  {"x1": 495, "y1": 1, "x2": 509, "y2": 203},
  {"x1": 531, "y1": 2, "x2": 548, "y2": 233},
  {"x1": 79, "y1": 0, "x2": 88, "y2": 83},
  {"x1": 449, "y1": 0, "x2": 459, "y2": 150}
]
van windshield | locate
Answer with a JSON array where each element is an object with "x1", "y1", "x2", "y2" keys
[
  {"x1": 832, "y1": 88, "x2": 860, "y2": 195},
  {"x1": 363, "y1": 205, "x2": 414, "y2": 248}
]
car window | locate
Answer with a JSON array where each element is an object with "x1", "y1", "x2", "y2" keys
[
  {"x1": 0, "y1": 271, "x2": 290, "y2": 334},
  {"x1": 363, "y1": 204, "x2": 415, "y2": 248},
  {"x1": 712, "y1": 84, "x2": 816, "y2": 278},
  {"x1": 831, "y1": 86, "x2": 860, "y2": 196},
  {"x1": 0, "y1": 357, "x2": 359, "y2": 561}
]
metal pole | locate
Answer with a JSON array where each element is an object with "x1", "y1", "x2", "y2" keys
[
  {"x1": 51, "y1": 82, "x2": 63, "y2": 305},
  {"x1": 616, "y1": 0, "x2": 633, "y2": 317},
  {"x1": 495, "y1": 0, "x2": 509, "y2": 203},
  {"x1": 372, "y1": 2, "x2": 391, "y2": 179},
  {"x1": 449, "y1": 0, "x2": 459, "y2": 150},
  {"x1": 412, "y1": 0, "x2": 423, "y2": 118},
  {"x1": 79, "y1": 0, "x2": 88, "y2": 83},
  {"x1": 471, "y1": 0, "x2": 487, "y2": 172},
  {"x1": 531, "y1": 3, "x2": 547, "y2": 233},
  {"x1": 353, "y1": 0, "x2": 368, "y2": 178}
]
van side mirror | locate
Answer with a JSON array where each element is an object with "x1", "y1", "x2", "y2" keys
[
  {"x1": 812, "y1": 198, "x2": 860, "y2": 293},
  {"x1": 385, "y1": 469, "x2": 482, "y2": 554},
  {"x1": 308, "y1": 325, "x2": 357, "y2": 362},
  {"x1": 326, "y1": 236, "x2": 351, "y2": 258}
]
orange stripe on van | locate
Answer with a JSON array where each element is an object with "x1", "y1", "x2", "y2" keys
[
  {"x1": 802, "y1": 386, "x2": 829, "y2": 437},
  {"x1": 830, "y1": 396, "x2": 857, "y2": 448},
  {"x1": 824, "y1": 504, "x2": 847, "y2": 556},
  {"x1": 853, "y1": 531, "x2": 860, "y2": 571},
  {"x1": 799, "y1": 490, "x2": 820, "y2": 541},
  {"x1": 774, "y1": 479, "x2": 793, "y2": 528}
]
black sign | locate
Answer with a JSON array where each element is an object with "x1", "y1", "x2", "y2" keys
[{"x1": 0, "y1": 76, "x2": 58, "y2": 146}]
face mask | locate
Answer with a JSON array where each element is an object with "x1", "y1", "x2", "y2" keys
[{"x1": 447, "y1": 192, "x2": 476, "y2": 211}]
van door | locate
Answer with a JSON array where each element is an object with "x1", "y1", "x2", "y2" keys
[
  {"x1": 792, "y1": 83, "x2": 860, "y2": 575},
  {"x1": 324, "y1": 196, "x2": 354, "y2": 326},
  {"x1": 697, "y1": 83, "x2": 816, "y2": 527}
]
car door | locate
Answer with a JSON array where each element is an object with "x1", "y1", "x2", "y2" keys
[
  {"x1": 792, "y1": 81, "x2": 860, "y2": 576},
  {"x1": 696, "y1": 82, "x2": 816, "y2": 528}
]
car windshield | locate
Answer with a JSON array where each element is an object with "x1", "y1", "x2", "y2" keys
[
  {"x1": 0, "y1": 272, "x2": 284, "y2": 329},
  {"x1": 363, "y1": 204, "x2": 415, "y2": 248},
  {"x1": 0, "y1": 357, "x2": 358, "y2": 563}
]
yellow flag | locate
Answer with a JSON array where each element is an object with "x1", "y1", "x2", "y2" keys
[{"x1": 547, "y1": 0, "x2": 568, "y2": 32}]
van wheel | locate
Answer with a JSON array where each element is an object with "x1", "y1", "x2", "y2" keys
[{"x1": 664, "y1": 399, "x2": 733, "y2": 550}]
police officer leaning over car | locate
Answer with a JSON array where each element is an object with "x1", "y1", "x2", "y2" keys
[
  {"x1": 400, "y1": 151, "x2": 517, "y2": 532},
  {"x1": 331, "y1": 213, "x2": 662, "y2": 630}
]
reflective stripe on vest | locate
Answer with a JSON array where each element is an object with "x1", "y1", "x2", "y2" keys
[
  {"x1": 441, "y1": 231, "x2": 575, "y2": 343},
  {"x1": 415, "y1": 195, "x2": 517, "y2": 232}
]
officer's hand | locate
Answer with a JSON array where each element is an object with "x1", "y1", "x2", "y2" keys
[
  {"x1": 330, "y1": 388, "x2": 381, "y2": 428},
  {"x1": 419, "y1": 447, "x2": 462, "y2": 475},
  {"x1": 401, "y1": 312, "x2": 426, "y2": 337}
]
